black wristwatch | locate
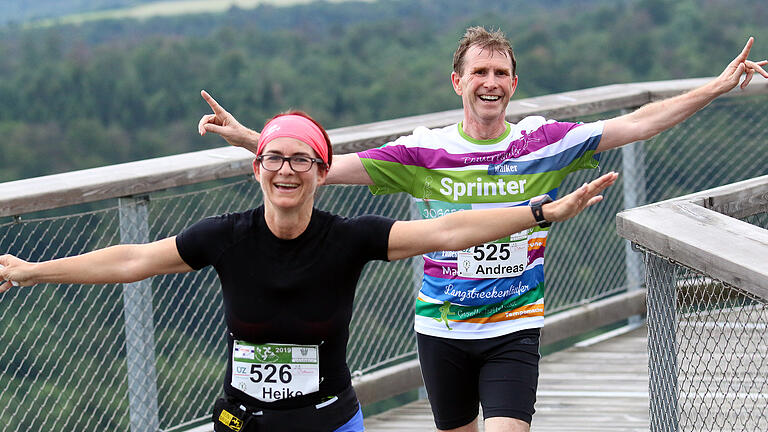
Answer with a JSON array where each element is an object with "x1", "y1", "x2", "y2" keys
[{"x1": 529, "y1": 194, "x2": 553, "y2": 228}]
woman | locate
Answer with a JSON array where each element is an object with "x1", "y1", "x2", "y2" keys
[{"x1": 0, "y1": 111, "x2": 617, "y2": 432}]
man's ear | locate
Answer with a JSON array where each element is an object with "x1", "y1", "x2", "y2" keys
[
  {"x1": 451, "y1": 71, "x2": 463, "y2": 96},
  {"x1": 510, "y1": 75, "x2": 519, "y2": 96}
]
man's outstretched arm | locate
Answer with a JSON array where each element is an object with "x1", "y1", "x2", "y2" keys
[
  {"x1": 324, "y1": 154, "x2": 373, "y2": 185},
  {"x1": 198, "y1": 90, "x2": 372, "y2": 185},
  {"x1": 198, "y1": 90, "x2": 261, "y2": 154},
  {"x1": 598, "y1": 37, "x2": 768, "y2": 153}
]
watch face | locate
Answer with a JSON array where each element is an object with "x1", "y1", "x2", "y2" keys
[{"x1": 531, "y1": 194, "x2": 553, "y2": 205}]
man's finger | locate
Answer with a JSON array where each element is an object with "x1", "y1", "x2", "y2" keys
[
  {"x1": 601, "y1": 171, "x2": 619, "y2": 186},
  {"x1": 589, "y1": 172, "x2": 618, "y2": 188},
  {"x1": 198, "y1": 114, "x2": 216, "y2": 135},
  {"x1": 588, "y1": 172, "x2": 618, "y2": 196},
  {"x1": 731, "y1": 63, "x2": 747, "y2": 84},
  {"x1": 736, "y1": 37, "x2": 754, "y2": 63},
  {"x1": 570, "y1": 183, "x2": 588, "y2": 200},
  {"x1": 742, "y1": 69, "x2": 755, "y2": 89},
  {"x1": 202, "y1": 123, "x2": 228, "y2": 136},
  {"x1": 0, "y1": 264, "x2": 18, "y2": 288},
  {"x1": 585, "y1": 195, "x2": 604, "y2": 208},
  {"x1": 201, "y1": 90, "x2": 227, "y2": 115},
  {"x1": 746, "y1": 60, "x2": 768, "y2": 78}
]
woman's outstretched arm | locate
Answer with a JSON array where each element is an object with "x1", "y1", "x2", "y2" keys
[
  {"x1": 387, "y1": 172, "x2": 618, "y2": 261},
  {"x1": 0, "y1": 237, "x2": 192, "y2": 292}
]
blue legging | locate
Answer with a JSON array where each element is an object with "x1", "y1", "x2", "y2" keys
[{"x1": 333, "y1": 404, "x2": 364, "y2": 432}]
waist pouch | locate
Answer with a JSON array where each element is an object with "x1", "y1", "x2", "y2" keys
[
  {"x1": 212, "y1": 385, "x2": 359, "y2": 432},
  {"x1": 212, "y1": 397, "x2": 254, "y2": 432}
]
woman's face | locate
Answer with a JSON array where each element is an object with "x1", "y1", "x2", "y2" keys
[{"x1": 254, "y1": 137, "x2": 328, "y2": 211}]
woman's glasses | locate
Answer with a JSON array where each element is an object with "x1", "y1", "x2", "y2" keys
[{"x1": 256, "y1": 154, "x2": 325, "y2": 172}]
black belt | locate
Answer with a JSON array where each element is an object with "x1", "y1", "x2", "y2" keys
[{"x1": 213, "y1": 385, "x2": 359, "y2": 432}]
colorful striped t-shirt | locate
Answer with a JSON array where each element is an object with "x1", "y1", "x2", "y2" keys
[{"x1": 358, "y1": 117, "x2": 604, "y2": 339}]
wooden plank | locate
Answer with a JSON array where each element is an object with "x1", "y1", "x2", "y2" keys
[
  {"x1": 364, "y1": 326, "x2": 649, "y2": 432},
  {"x1": 0, "y1": 146, "x2": 256, "y2": 217},
  {"x1": 504, "y1": 83, "x2": 649, "y2": 121},
  {"x1": 616, "y1": 199, "x2": 768, "y2": 300},
  {"x1": 352, "y1": 359, "x2": 423, "y2": 407},
  {"x1": 647, "y1": 76, "x2": 768, "y2": 100},
  {"x1": 2, "y1": 77, "x2": 766, "y2": 217},
  {"x1": 639, "y1": 174, "x2": 768, "y2": 219},
  {"x1": 701, "y1": 175, "x2": 768, "y2": 219}
]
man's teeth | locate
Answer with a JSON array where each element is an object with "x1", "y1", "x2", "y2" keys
[
  {"x1": 275, "y1": 183, "x2": 298, "y2": 189},
  {"x1": 479, "y1": 95, "x2": 500, "y2": 101}
]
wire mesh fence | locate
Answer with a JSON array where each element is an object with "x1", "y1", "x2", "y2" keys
[
  {"x1": 0, "y1": 208, "x2": 128, "y2": 431},
  {"x1": 644, "y1": 248, "x2": 768, "y2": 432},
  {"x1": 0, "y1": 178, "x2": 416, "y2": 431},
  {"x1": 0, "y1": 94, "x2": 767, "y2": 431}
]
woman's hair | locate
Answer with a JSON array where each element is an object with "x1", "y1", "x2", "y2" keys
[{"x1": 262, "y1": 111, "x2": 333, "y2": 168}]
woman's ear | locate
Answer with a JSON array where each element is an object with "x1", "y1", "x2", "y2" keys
[
  {"x1": 252, "y1": 159, "x2": 262, "y2": 183},
  {"x1": 316, "y1": 165, "x2": 329, "y2": 185}
]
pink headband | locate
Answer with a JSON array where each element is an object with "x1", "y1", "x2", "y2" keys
[{"x1": 257, "y1": 115, "x2": 329, "y2": 165}]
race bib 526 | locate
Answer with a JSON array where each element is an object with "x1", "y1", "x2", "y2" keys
[{"x1": 231, "y1": 341, "x2": 320, "y2": 402}]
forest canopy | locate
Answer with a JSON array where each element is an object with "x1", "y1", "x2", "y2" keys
[{"x1": 0, "y1": 0, "x2": 765, "y2": 181}]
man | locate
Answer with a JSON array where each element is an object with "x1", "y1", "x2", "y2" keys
[{"x1": 198, "y1": 27, "x2": 767, "y2": 432}]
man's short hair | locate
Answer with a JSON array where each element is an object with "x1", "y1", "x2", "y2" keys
[{"x1": 453, "y1": 26, "x2": 516, "y2": 76}]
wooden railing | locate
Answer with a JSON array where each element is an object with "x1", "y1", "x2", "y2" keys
[{"x1": 4, "y1": 76, "x2": 766, "y2": 218}]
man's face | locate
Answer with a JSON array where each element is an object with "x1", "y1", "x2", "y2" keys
[{"x1": 451, "y1": 45, "x2": 518, "y2": 128}]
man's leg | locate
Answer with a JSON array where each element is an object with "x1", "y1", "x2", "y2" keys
[
  {"x1": 437, "y1": 416, "x2": 480, "y2": 432},
  {"x1": 437, "y1": 417, "x2": 480, "y2": 432},
  {"x1": 417, "y1": 333, "x2": 482, "y2": 431},
  {"x1": 485, "y1": 417, "x2": 529, "y2": 432},
  {"x1": 477, "y1": 329, "x2": 540, "y2": 432}
]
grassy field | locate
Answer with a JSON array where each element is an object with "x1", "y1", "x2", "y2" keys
[{"x1": 31, "y1": 0, "x2": 374, "y2": 26}]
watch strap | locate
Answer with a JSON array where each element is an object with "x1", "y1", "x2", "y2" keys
[{"x1": 529, "y1": 195, "x2": 553, "y2": 228}]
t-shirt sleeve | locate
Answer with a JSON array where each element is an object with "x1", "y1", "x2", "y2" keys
[
  {"x1": 175, "y1": 215, "x2": 233, "y2": 270},
  {"x1": 546, "y1": 120, "x2": 604, "y2": 173},
  {"x1": 345, "y1": 215, "x2": 396, "y2": 262},
  {"x1": 357, "y1": 133, "x2": 422, "y2": 196}
]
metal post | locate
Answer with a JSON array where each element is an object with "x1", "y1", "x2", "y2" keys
[
  {"x1": 646, "y1": 253, "x2": 679, "y2": 432},
  {"x1": 621, "y1": 119, "x2": 647, "y2": 325},
  {"x1": 119, "y1": 195, "x2": 160, "y2": 432}
]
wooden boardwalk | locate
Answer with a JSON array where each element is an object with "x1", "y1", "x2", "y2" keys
[{"x1": 365, "y1": 325, "x2": 649, "y2": 432}]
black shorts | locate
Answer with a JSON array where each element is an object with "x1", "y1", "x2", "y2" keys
[{"x1": 417, "y1": 328, "x2": 541, "y2": 430}]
